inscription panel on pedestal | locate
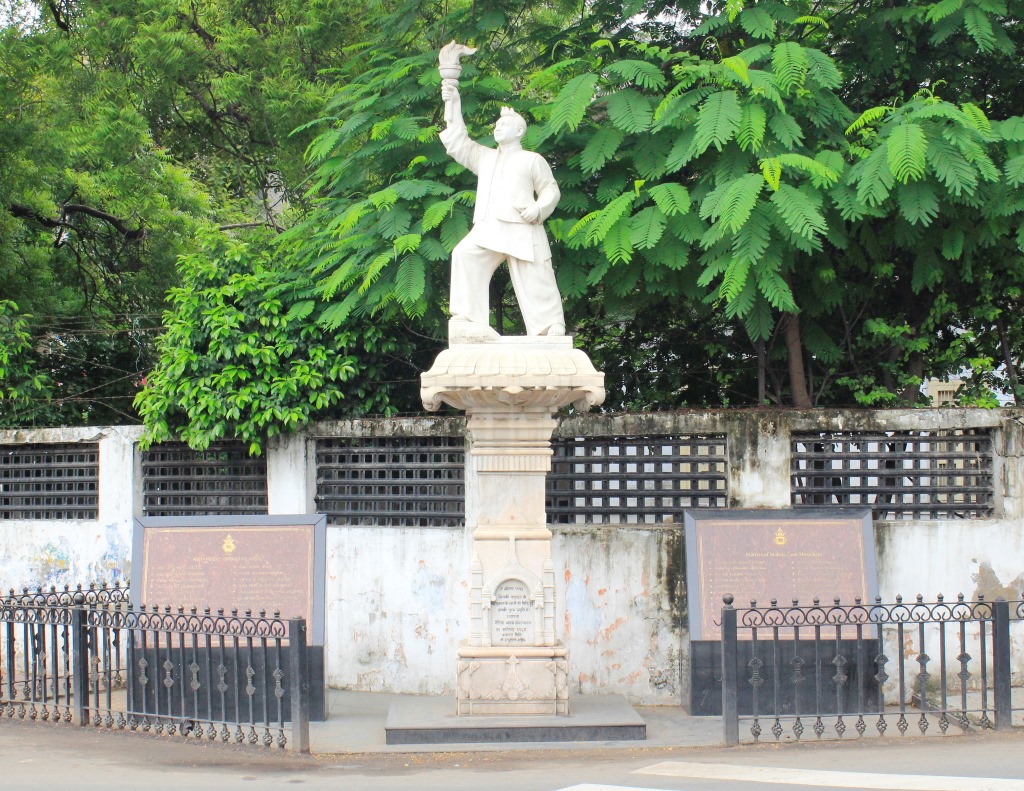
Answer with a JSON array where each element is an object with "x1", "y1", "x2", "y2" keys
[
  {"x1": 684, "y1": 509, "x2": 877, "y2": 641},
  {"x1": 491, "y1": 579, "x2": 535, "y2": 646},
  {"x1": 132, "y1": 515, "x2": 326, "y2": 644}
]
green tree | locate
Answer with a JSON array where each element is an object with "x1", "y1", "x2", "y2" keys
[
  {"x1": 290, "y1": 0, "x2": 1024, "y2": 408},
  {"x1": 0, "y1": 300, "x2": 52, "y2": 422},
  {"x1": 134, "y1": 231, "x2": 421, "y2": 454},
  {"x1": 0, "y1": 0, "x2": 377, "y2": 426}
]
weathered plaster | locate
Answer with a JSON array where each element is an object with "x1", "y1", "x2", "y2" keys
[
  {"x1": 553, "y1": 525, "x2": 684, "y2": 704},
  {"x1": 323, "y1": 526, "x2": 468, "y2": 694},
  {"x1": 0, "y1": 426, "x2": 139, "y2": 593},
  {"x1": 4, "y1": 411, "x2": 1024, "y2": 703}
]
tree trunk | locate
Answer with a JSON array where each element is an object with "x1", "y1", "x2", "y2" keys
[
  {"x1": 782, "y1": 312, "x2": 812, "y2": 408},
  {"x1": 898, "y1": 353, "x2": 924, "y2": 404},
  {"x1": 756, "y1": 338, "x2": 766, "y2": 405},
  {"x1": 996, "y1": 316, "x2": 1020, "y2": 405}
]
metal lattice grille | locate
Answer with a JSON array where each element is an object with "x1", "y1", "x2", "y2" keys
[
  {"x1": 142, "y1": 443, "x2": 268, "y2": 516},
  {"x1": 547, "y1": 435, "x2": 728, "y2": 524},
  {"x1": 791, "y1": 430, "x2": 994, "y2": 519},
  {"x1": 0, "y1": 443, "x2": 99, "y2": 520},
  {"x1": 316, "y1": 437, "x2": 465, "y2": 526}
]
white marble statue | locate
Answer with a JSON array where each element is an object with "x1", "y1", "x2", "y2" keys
[{"x1": 439, "y1": 43, "x2": 566, "y2": 341}]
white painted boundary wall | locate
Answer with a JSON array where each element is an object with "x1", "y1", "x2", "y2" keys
[{"x1": 1, "y1": 409, "x2": 1022, "y2": 705}]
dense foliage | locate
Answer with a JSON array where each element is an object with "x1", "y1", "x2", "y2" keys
[
  {"x1": 135, "y1": 232, "x2": 421, "y2": 453},
  {"x1": 3, "y1": 0, "x2": 1024, "y2": 446},
  {"x1": 0, "y1": 0, "x2": 382, "y2": 426},
  {"x1": 291, "y1": 0, "x2": 1024, "y2": 409}
]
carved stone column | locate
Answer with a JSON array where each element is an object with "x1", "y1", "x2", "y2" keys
[{"x1": 422, "y1": 336, "x2": 604, "y2": 715}]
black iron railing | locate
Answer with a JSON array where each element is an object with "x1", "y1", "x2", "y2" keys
[
  {"x1": 721, "y1": 593, "x2": 1017, "y2": 745},
  {"x1": 1, "y1": 581, "x2": 130, "y2": 607},
  {"x1": 0, "y1": 585, "x2": 310, "y2": 752}
]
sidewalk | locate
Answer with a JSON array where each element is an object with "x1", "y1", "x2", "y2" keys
[{"x1": 310, "y1": 690, "x2": 724, "y2": 754}]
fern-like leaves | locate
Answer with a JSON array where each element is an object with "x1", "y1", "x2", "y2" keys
[
  {"x1": 770, "y1": 184, "x2": 827, "y2": 241},
  {"x1": 694, "y1": 90, "x2": 741, "y2": 154},
  {"x1": 580, "y1": 128, "x2": 625, "y2": 175},
  {"x1": 647, "y1": 183, "x2": 691, "y2": 216},
  {"x1": 704, "y1": 173, "x2": 766, "y2": 234},
  {"x1": 1005, "y1": 155, "x2": 1024, "y2": 188},
  {"x1": 605, "y1": 59, "x2": 667, "y2": 91},
  {"x1": 394, "y1": 253, "x2": 426, "y2": 307},
  {"x1": 549, "y1": 73, "x2": 599, "y2": 133},
  {"x1": 629, "y1": 206, "x2": 667, "y2": 250},
  {"x1": 772, "y1": 42, "x2": 809, "y2": 93},
  {"x1": 607, "y1": 89, "x2": 655, "y2": 133},
  {"x1": 853, "y1": 146, "x2": 895, "y2": 206},
  {"x1": 886, "y1": 123, "x2": 928, "y2": 182},
  {"x1": 927, "y1": 138, "x2": 978, "y2": 196},
  {"x1": 896, "y1": 180, "x2": 940, "y2": 225},
  {"x1": 603, "y1": 218, "x2": 634, "y2": 263},
  {"x1": 737, "y1": 103, "x2": 767, "y2": 152},
  {"x1": 740, "y1": 6, "x2": 777, "y2": 39}
]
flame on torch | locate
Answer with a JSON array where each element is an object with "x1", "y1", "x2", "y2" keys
[{"x1": 439, "y1": 41, "x2": 477, "y2": 124}]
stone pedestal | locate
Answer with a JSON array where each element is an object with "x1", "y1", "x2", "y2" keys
[{"x1": 421, "y1": 336, "x2": 604, "y2": 716}]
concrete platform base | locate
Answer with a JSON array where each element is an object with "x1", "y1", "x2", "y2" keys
[{"x1": 385, "y1": 694, "x2": 646, "y2": 745}]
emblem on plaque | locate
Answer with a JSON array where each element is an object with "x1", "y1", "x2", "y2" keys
[
  {"x1": 222, "y1": 533, "x2": 236, "y2": 553},
  {"x1": 773, "y1": 526, "x2": 787, "y2": 546}
]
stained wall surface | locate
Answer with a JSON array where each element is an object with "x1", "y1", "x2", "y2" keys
[{"x1": 2, "y1": 409, "x2": 1021, "y2": 704}]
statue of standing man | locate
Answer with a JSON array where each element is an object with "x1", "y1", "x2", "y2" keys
[{"x1": 438, "y1": 42, "x2": 566, "y2": 342}]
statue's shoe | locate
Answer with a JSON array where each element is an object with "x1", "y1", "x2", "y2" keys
[{"x1": 448, "y1": 317, "x2": 501, "y2": 342}]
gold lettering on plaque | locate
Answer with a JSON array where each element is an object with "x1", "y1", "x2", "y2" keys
[
  {"x1": 222, "y1": 533, "x2": 236, "y2": 553},
  {"x1": 773, "y1": 526, "x2": 787, "y2": 546}
]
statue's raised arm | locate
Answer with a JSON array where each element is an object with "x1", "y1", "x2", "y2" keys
[
  {"x1": 436, "y1": 43, "x2": 566, "y2": 343},
  {"x1": 439, "y1": 41, "x2": 476, "y2": 129}
]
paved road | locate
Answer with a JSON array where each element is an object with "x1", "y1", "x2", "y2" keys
[{"x1": 2, "y1": 721, "x2": 1023, "y2": 790}]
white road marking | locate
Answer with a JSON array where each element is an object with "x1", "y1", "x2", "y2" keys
[
  {"x1": 635, "y1": 761, "x2": 1024, "y2": 790},
  {"x1": 555, "y1": 786, "x2": 683, "y2": 791}
]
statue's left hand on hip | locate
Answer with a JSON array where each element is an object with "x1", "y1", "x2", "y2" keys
[{"x1": 518, "y1": 202, "x2": 542, "y2": 224}]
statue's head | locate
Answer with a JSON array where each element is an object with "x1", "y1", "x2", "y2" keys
[{"x1": 493, "y1": 106, "x2": 527, "y2": 145}]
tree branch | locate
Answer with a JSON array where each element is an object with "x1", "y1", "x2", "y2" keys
[
  {"x1": 45, "y1": 1, "x2": 71, "y2": 32},
  {"x1": 218, "y1": 221, "x2": 281, "y2": 232},
  {"x1": 9, "y1": 203, "x2": 61, "y2": 228},
  {"x1": 175, "y1": 11, "x2": 217, "y2": 49},
  {"x1": 10, "y1": 202, "x2": 146, "y2": 243},
  {"x1": 62, "y1": 204, "x2": 146, "y2": 240}
]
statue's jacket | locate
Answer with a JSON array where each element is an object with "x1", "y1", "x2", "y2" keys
[{"x1": 440, "y1": 124, "x2": 560, "y2": 263}]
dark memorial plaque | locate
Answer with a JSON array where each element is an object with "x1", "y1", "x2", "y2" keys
[
  {"x1": 491, "y1": 579, "x2": 534, "y2": 646},
  {"x1": 141, "y1": 526, "x2": 315, "y2": 629},
  {"x1": 684, "y1": 509, "x2": 877, "y2": 641},
  {"x1": 131, "y1": 515, "x2": 327, "y2": 720}
]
